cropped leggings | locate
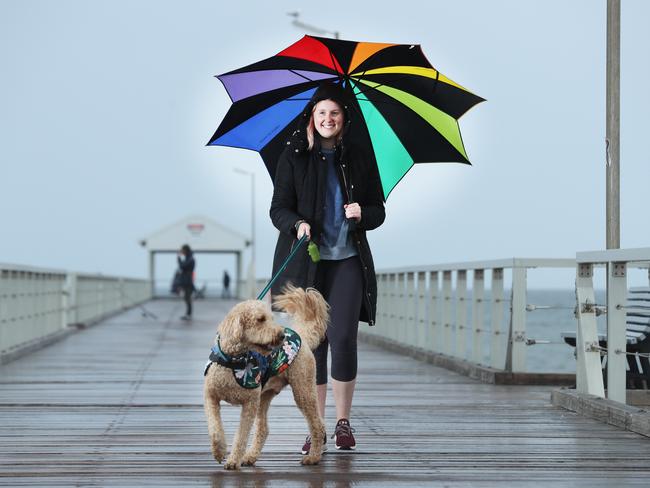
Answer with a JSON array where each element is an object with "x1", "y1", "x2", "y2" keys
[{"x1": 313, "y1": 256, "x2": 363, "y2": 385}]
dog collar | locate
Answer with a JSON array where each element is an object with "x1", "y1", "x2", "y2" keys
[
  {"x1": 209, "y1": 336, "x2": 248, "y2": 369},
  {"x1": 203, "y1": 327, "x2": 301, "y2": 389}
]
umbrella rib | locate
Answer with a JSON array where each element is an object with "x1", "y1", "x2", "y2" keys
[
  {"x1": 322, "y1": 43, "x2": 344, "y2": 82},
  {"x1": 287, "y1": 69, "x2": 335, "y2": 83},
  {"x1": 350, "y1": 77, "x2": 421, "y2": 110},
  {"x1": 350, "y1": 69, "x2": 441, "y2": 99},
  {"x1": 349, "y1": 67, "x2": 410, "y2": 110}
]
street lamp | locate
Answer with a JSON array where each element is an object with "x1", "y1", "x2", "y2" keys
[
  {"x1": 287, "y1": 11, "x2": 340, "y2": 39},
  {"x1": 606, "y1": 0, "x2": 620, "y2": 250},
  {"x1": 234, "y1": 168, "x2": 255, "y2": 297}
]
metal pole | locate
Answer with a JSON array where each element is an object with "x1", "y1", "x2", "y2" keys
[
  {"x1": 251, "y1": 172, "x2": 255, "y2": 282},
  {"x1": 605, "y1": 0, "x2": 621, "y2": 403},
  {"x1": 606, "y1": 0, "x2": 620, "y2": 249},
  {"x1": 235, "y1": 168, "x2": 256, "y2": 297}
]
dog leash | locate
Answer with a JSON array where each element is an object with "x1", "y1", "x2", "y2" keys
[{"x1": 256, "y1": 235, "x2": 308, "y2": 300}]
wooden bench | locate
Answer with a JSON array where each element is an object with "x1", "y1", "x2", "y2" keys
[{"x1": 562, "y1": 287, "x2": 650, "y2": 389}]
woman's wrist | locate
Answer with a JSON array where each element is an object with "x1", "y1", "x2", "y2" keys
[{"x1": 294, "y1": 219, "x2": 306, "y2": 232}]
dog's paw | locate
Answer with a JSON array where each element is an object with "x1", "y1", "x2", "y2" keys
[
  {"x1": 224, "y1": 457, "x2": 241, "y2": 470},
  {"x1": 241, "y1": 453, "x2": 257, "y2": 466},
  {"x1": 211, "y1": 445, "x2": 226, "y2": 463},
  {"x1": 300, "y1": 454, "x2": 321, "y2": 465}
]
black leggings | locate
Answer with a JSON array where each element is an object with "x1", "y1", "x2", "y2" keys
[
  {"x1": 313, "y1": 256, "x2": 363, "y2": 384},
  {"x1": 182, "y1": 286, "x2": 193, "y2": 316}
]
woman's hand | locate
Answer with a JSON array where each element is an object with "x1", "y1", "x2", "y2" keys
[
  {"x1": 344, "y1": 202, "x2": 362, "y2": 222},
  {"x1": 297, "y1": 222, "x2": 311, "y2": 240}
]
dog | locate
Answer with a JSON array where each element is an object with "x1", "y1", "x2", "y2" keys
[{"x1": 203, "y1": 285, "x2": 329, "y2": 470}]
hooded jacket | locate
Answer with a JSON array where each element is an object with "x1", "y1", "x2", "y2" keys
[
  {"x1": 177, "y1": 251, "x2": 195, "y2": 289},
  {"x1": 269, "y1": 83, "x2": 385, "y2": 325}
]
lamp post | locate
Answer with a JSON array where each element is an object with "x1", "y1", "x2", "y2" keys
[
  {"x1": 606, "y1": 0, "x2": 620, "y2": 250},
  {"x1": 234, "y1": 168, "x2": 255, "y2": 297},
  {"x1": 287, "y1": 11, "x2": 340, "y2": 39}
]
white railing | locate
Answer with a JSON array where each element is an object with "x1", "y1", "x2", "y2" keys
[
  {"x1": 0, "y1": 263, "x2": 151, "y2": 360},
  {"x1": 369, "y1": 258, "x2": 575, "y2": 373},
  {"x1": 575, "y1": 247, "x2": 650, "y2": 404}
]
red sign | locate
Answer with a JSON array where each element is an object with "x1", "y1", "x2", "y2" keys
[{"x1": 187, "y1": 223, "x2": 205, "y2": 236}]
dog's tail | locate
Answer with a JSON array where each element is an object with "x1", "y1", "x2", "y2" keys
[{"x1": 274, "y1": 285, "x2": 329, "y2": 350}]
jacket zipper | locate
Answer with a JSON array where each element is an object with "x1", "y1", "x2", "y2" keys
[{"x1": 338, "y1": 163, "x2": 351, "y2": 203}]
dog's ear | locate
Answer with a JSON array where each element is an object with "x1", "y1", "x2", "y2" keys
[{"x1": 218, "y1": 310, "x2": 245, "y2": 347}]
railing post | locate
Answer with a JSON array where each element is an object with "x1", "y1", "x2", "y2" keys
[
  {"x1": 455, "y1": 270, "x2": 467, "y2": 359},
  {"x1": 429, "y1": 271, "x2": 439, "y2": 352},
  {"x1": 509, "y1": 266, "x2": 527, "y2": 372},
  {"x1": 376, "y1": 273, "x2": 386, "y2": 334},
  {"x1": 64, "y1": 273, "x2": 78, "y2": 327},
  {"x1": 575, "y1": 263, "x2": 605, "y2": 397},
  {"x1": 388, "y1": 273, "x2": 398, "y2": 342},
  {"x1": 442, "y1": 271, "x2": 452, "y2": 355},
  {"x1": 0, "y1": 270, "x2": 7, "y2": 353},
  {"x1": 607, "y1": 261, "x2": 627, "y2": 403},
  {"x1": 405, "y1": 272, "x2": 416, "y2": 347},
  {"x1": 118, "y1": 278, "x2": 125, "y2": 309},
  {"x1": 472, "y1": 269, "x2": 485, "y2": 365},
  {"x1": 416, "y1": 271, "x2": 427, "y2": 349},
  {"x1": 396, "y1": 273, "x2": 406, "y2": 344},
  {"x1": 490, "y1": 268, "x2": 505, "y2": 369},
  {"x1": 382, "y1": 273, "x2": 391, "y2": 339},
  {"x1": 14, "y1": 271, "x2": 23, "y2": 345}
]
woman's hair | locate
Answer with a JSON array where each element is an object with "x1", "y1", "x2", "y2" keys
[
  {"x1": 306, "y1": 98, "x2": 345, "y2": 151},
  {"x1": 181, "y1": 244, "x2": 192, "y2": 255}
]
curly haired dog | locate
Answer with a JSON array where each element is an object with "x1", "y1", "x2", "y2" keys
[{"x1": 203, "y1": 285, "x2": 329, "y2": 470}]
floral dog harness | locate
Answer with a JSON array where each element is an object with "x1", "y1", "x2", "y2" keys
[{"x1": 203, "y1": 327, "x2": 301, "y2": 389}]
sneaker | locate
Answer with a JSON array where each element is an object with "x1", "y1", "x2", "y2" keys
[
  {"x1": 332, "y1": 418, "x2": 356, "y2": 450},
  {"x1": 180, "y1": 315, "x2": 191, "y2": 321},
  {"x1": 300, "y1": 434, "x2": 327, "y2": 455}
]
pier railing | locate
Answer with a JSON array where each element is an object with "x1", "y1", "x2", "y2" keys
[
  {"x1": 574, "y1": 247, "x2": 650, "y2": 404},
  {"x1": 367, "y1": 258, "x2": 576, "y2": 374},
  {"x1": 0, "y1": 263, "x2": 151, "y2": 362}
]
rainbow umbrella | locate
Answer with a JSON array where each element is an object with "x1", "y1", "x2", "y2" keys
[{"x1": 208, "y1": 35, "x2": 483, "y2": 199}]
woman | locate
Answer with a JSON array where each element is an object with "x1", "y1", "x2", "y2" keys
[
  {"x1": 270, "y1": 82, "x2": 385, "y2": 453},
  {"x1": 177, "y1": 244, "x2": 195, "y2": 320}
]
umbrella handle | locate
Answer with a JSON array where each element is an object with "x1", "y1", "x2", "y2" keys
[{"x1": 256, "y1": 235, "x2": 308, "y2": 301}]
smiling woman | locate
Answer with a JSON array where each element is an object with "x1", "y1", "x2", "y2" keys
[
  {"x1": 268, "y1": 81, "x2": 386, "y2": 454},
  {"x1": 307, "y1": 99, "x2": 345, "y2": 149}
]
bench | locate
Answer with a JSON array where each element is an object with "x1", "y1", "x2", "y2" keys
[{"x1": 562, "y1": 287, "x2": 650, "y2": 389}]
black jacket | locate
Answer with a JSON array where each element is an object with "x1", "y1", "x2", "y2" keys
[
  {"x1": 177, "y1": 253, "x2": 195, "y2": 289},
  {"x1": 269, "y1": 134, "x2": 385, "y2": 325}
]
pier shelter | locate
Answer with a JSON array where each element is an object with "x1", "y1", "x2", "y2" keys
[{"x1": 139, "y1": 215, "x2": 249, "y2": 298}]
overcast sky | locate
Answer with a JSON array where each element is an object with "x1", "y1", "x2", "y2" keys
[{"x1": 1, "y1": 0, "x2": 648, "y2": 288}]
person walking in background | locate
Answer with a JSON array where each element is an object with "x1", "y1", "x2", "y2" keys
[
  {"x1": 221, "y1": 270, "x2": 231, "y2": 298},
  {"x1": 269, "y1": 82, "x2": 385, "y2": 454},
  {"x1": 177, "y1": 244, "x2": 195, "y2": 320}
]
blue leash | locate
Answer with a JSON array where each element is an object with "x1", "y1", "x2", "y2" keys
[{"x1": 256, "y1": 235, "x2": 308, "y2": 300}]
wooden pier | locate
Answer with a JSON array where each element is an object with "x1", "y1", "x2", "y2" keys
[{"x1": 1, "y1": 299, "x2": 649, "y2": 487}]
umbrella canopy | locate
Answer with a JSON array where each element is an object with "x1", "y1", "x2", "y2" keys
[{"x1": 208, "y1": 35, "x2": 484, "y2": 199}]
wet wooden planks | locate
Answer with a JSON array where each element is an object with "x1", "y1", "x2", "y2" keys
[{"x1": 1, "y1": 298, "x2": 650, "y2": 487}]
